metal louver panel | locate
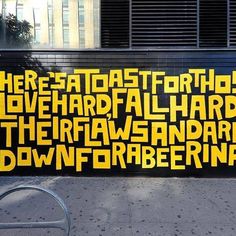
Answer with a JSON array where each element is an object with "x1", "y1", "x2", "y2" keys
[
  {"x1": 230, "y1": 0, "x2": 236, "y2": 46},
  {"x1": 200, "y1": 0, "x2": 227, "y2": 47},
  {"x1": 101, "y1": 0, "x2": 130, "y2": 48},
  {"x1": 132, "y1": 0, "x2": 198, "y2": 48}
]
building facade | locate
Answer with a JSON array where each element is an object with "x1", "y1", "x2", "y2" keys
[{"x1": 0, "y1": 0, "x2": 100, "y2": 48}]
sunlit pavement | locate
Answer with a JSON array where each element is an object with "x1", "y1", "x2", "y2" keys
[{"x1": 0, "y1": 177, "x2": 235, "y2": 236}]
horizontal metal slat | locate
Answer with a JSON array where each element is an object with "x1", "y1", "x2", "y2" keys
[
  {"x1": 132, "y1": 0, "x2": 197, "y2": 48},
  {"x1": 101, "y1": 0, "x2": 130, "y2": 48},
  {"x1": 230, "y1": 0, "x2": 236, "y2": 46},
  {"x1": 200, "y1": 0, "x2": 227, "y2": 47}
]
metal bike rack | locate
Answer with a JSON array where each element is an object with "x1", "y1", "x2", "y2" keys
[{"x1": 0, "y1": 185, "x2": 71, "y2": 236}]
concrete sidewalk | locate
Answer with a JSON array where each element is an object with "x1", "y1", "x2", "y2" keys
[{"x1": 0, "y1": 177, "x2": 235, "y2": 236}]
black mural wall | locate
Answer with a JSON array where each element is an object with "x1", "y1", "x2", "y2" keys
[{"x1": 0, "y1": 50, "x2": 236, "y2": 177}]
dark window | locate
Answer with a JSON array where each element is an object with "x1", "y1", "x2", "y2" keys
[
  {"x1": 101, "y1": 0, "x2": 130, "y2": 48},
  {"x1": 230, "y1": 0, "x2": 236, "y2": 46},
  {"x1": 63, "y1": 9, "x2": 69, "y2": 26},
  {"x1": 200, "y1": 0, "x2": 228, "y2": 47},
  {"x1": 63, "y1": 0, "x2": 69, "y2": 8},
  {"x1": 63, "y1": 28, "x2": 70, "y2": 47}
]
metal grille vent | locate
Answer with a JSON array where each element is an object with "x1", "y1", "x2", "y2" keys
[
  {"x1": 200, "y1": 0, "x2": 227, "y2": 47},
  {"x1": 132, "y1": 0, "x2": 198, "y2": 48},
  {"x1": 101, "y1": 0, "x2": 130, "y2": 48},
  {"x1": 230, "y1": 0, "x2": 236, "y2": 46}
]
